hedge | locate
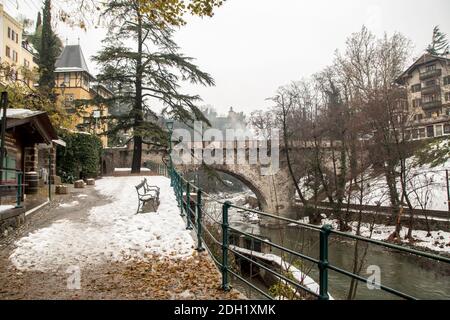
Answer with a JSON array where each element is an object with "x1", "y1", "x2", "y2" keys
[{"x1": 56, "y1": 131, "x2": 103, "y2": 183}]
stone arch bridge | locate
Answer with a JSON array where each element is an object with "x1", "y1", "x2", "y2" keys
[{"x1": 102, "y1": 140, "x2": 340, "y2": 219}]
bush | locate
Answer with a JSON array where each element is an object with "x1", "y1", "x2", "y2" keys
[{"x1": 56, "y1": 131, "x2": 103, "y2": 183}]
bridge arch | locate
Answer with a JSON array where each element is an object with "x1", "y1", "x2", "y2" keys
[{"x1": 192, "y1": 166, "x2": 269, "y2": 211}]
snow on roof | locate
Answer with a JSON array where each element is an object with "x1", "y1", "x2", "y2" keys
[{"x1": 0, "y1": 108, "x2": 45, "y2": 120}]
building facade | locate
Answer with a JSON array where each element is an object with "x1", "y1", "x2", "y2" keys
[
  {"x1": 397, "y1": 53, "x2": 450, "y2": 140},
  {"x1": 0, "y1": 4, "x2": 38, "y2": 87},
  {"x1": 54, "y1": 45, "x2": 111, "y2": 147}
]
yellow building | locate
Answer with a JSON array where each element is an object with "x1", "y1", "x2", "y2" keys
[
  {"x1": 0, "y1": 3, "x2": 38, "y2": 86},
  {"x1": 54, "y1": 44, "x2": 112, "y2": 147},
  {"x1": 397, "y1": 53, "x2": 450, "y2": 140}
]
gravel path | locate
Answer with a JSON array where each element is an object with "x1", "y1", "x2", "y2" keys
[{"x1": 0, "y1": 183, "x2": 242, "y2": 300}]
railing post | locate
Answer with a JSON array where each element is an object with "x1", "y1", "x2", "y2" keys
[
  {"x1": 48, "y1": 151, "x2": 52, "y2": 201},
  {"x1": 15, "y1": 171, "x2": 22, "y2": 208},
  {"x1": 179, "y1": 175, "x2": 185, "y2": 216},
  {"x1": 221, "y1": 201, "x2": 231, "y2": 291},
  {"x1": 196, "y1": 189, "x2": 205, "y2": 252},
  {"x1": 318, "y1": 224, "x2": 332, "y2": 300},
  {"x1": 186, "y1": 181, "x2": 192, "y2": 230}
]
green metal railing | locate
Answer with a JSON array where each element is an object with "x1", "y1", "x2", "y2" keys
[
  {"x1": 0, "y1": 168, "x2": 24, "y2": 208},
  {"x1": 167, "y1": 167, "x2": 450, "y2": 300}
]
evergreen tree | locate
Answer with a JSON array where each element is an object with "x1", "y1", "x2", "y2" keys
[
  {"x1": 38, "y1": 0, "x2": 58, "y2": 91},
  {"x1": 93, "y1": 0, "x2": 214, "y2": 173},
  {"x1": 36, "y1": 12, "x2": 42, "y2": 31},
  {"x1": 426, "y1": 26, "x2": 449, "y2": 56}
]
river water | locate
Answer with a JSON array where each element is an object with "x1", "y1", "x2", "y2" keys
[{"x1": 204, "y1": 195, "x2": 450, "y2": 300}]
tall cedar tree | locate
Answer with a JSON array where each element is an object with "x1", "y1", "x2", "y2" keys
[
  {"x1": 38, "y1": 0, "x2": 58, "y2": 91},
  {"x1": 36, "y1": 12, "x2": 42, "y2": 31},
  {"x1": 426, "y1": 26, "x2": 449, "y2": 56},
  {"x1": 93, "y1": 0, "x2": 214, "y2": 173}
]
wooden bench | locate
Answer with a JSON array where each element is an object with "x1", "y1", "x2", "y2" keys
[{"x1": 135, "y1": 179, "x2": 160, "y2": 213}]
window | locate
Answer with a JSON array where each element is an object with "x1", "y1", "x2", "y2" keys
[
  {"x1": 7, "y1": 27, "x2": 11, "y2": 39},
  {"x1": 412, "y1": 99, "x2": 422, "y2": 108},
  {"x1": 444, "y1": 124, "x2": 450, "y2": 134},
  {"x1": 24, "y1": 59, "x2": 29, "y2": 68},
  {"x1": 427, "y1": 126, "x2": 434, "y2": 138},
  {"x1": 64, "y1": 73, "x2": 70, "y2": 85},
  {"x1": 424, "y1": 79, "x2": 436, "y2": 87},
  {"x1": 444, "y1": 76, "x2": 450, "y2": 86},
  {"x1": 65, "y1": 94, "x2": 74, "y2": 102},
  {"x1": 419, "y1": 128, "x2": 426, "y2": 139},
  {"x1": 5, "y1": 46, "x2": 10, "y2": 58},
  {"x1": 435, "y1": 125, "x2": 443, "y2": 137},
  {"x1": 11, "y1": 30, "x2": 15, "y2": 41},
  {"x1": 16, "y1": 33, "x2": 18, "y2": 43},
  {"x1": 12, "y1": 50, "x2": 18, "y2": 63},
  {"x1": 425, "y1": 64, "x2": 436, "y2": 72},
  {"x1": 411, "y1": 84, "x2": 421, "y2": 93},
  {"x1": 411, "y1": 129, "x2": 418, "y2": 140},
  {"x1": 2, "y1": 156, "x2": 16, "y2": 182},
  {"x1": 446, "y1": 92, "x2": 450, "y2": 102},
  {"x1": 83, "y1": 75, "x2": 89, "y2": 87},
  {"x1": 423, "y1": 94, "x2": 438, "y2": 103}
]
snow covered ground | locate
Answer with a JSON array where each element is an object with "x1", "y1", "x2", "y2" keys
[
  {"x1": 296, "y1": 139, "x2": 450, "y2": 211},
  {"x1": 292, "y1": 216, "x2": 450, "y2": 254},
  {"x1": 10, "y1": 176, "x2": 195, "y2": 272},
  {"x1": 0, "y1": 205, "x2": 15, "y2": 213},
  {"x1": 114, "y1": 168, "x2": 151, "y2": 172}
]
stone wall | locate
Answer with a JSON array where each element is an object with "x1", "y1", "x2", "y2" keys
[
  {"x1": 24, "y1": 146, "x2": 38, "y2": 173},
  {"x1": 0, "y1": 209, "x2": 25, "y2": 238}
]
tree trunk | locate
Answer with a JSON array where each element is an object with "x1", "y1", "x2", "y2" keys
[
  {"x1": 131, "y1": 135, "x2": 142, "y2": 173},
  {"x1": 131, "y1": 7, "x2": 144, "y2": 174}
]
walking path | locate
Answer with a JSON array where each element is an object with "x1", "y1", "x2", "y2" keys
[{"x1": 0, "y1": 176, "x2": 241, "y2": 299}]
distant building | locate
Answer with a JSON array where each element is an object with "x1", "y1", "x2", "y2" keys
[
  {"x1": 397, "y1": 53, "x2": 450, "y2": 139},
  {"x1": 0, "y1": 4, "x2": 38, "y2": 87},
  {"x1": 54, "y1": 44, "x2": 112, "y2": 147}
]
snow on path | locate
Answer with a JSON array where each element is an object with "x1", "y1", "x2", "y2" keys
[{"x1": 10, "y1": 176, "x2": 195, "y2": 272}]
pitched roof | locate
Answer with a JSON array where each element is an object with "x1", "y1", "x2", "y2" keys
[
  {"x1": 396, "y1": 53, "x2": 450, "y2": 84},
  {"x1": 55, "y1": 45, "x2": 91, "y2": 75},
  {"x1": 1, "y1": 109, "x2": 58, "y2": 143}
]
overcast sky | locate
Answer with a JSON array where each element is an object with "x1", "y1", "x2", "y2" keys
[{"x1": 5, "y1": 0, "x2": 450, "y2": 115}]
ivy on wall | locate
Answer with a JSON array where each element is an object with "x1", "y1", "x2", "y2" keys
[{"x1": 56, "y1": 131, "x2": 103, "y2": 183}]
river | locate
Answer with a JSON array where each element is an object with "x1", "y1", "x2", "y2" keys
[{"x1": 204, "y1": 193, "x2": 450, "y2": 300}]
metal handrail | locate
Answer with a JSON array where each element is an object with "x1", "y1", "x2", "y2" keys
[
  {"x1": 0, "y1": 168, "x2": 24, "y2": 208},
  {"x1": 168, "y1": 166, "x2": 450, "y2": 300}
]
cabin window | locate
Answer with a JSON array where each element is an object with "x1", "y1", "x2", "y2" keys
[{"x1": 2, "y1": 156, "x2": 17, "y2": 182}]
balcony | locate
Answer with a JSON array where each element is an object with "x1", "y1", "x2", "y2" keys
[
  {"x1": 419, "y1": 69, "x2": 442, "y2": 80},
  {"x1": 421, "y1": 84, "x2": 441, "y2": 95},
  {"x1": 422, "y1": 100, "x2": 442, "y2": 110}
]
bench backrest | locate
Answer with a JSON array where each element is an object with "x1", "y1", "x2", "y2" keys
[{"x1": 135, "y1": 181, "x2": 146, "y2": 196}]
